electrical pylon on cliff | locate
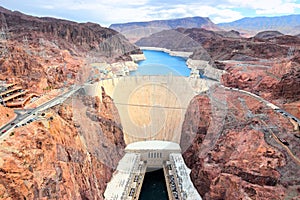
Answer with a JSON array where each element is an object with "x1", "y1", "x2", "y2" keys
[{"x1": 0, "y1": 27, "x2": 8, "y2": 58}]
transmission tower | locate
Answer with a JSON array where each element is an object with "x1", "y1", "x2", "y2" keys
[
  {"x1": 22, "y1": 36, "x2": 31, "y2": 55},
  {"x1": 287, "y1": 47, "x2": 295, "y2": 58},
  {"x1": 39, "y1": 38, "x2": 46, "y2": 58},
  {"x1": 1, "y1": 13, "x2": 8, "y2": 31},
  {"x1": 0, "y1": 27, "x2": 8, "y2": 58}
]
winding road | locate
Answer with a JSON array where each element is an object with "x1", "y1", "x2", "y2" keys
[
  {"x1": 220, "y1": 85, "x2": 300, "y2": 166},
  {"x1": 0, "y1": 85, "x2": 82, "y2": 140}
]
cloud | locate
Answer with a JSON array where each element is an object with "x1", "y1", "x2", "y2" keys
[
  {"x1": 1, "y1": 0, "x2": 300, "y2": 27},
  {"x1": 187, "y1": 5, "x2": 244, "y2": 23},
  {"x1": 30, "y1": 1, "x2": 245, "y2": 25},
  {"x1": 1, "y1": 0, "x2": 245, "y2": 25},
  {"x1": 227, "y1": 0, "x2": 300, "y2": 15},
  {"x1": 132, "y1": 4, "x2": 244, "y2": 24}
]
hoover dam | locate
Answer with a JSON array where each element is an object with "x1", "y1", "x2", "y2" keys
[
  {"x1": 84, "y1": 75, "x2": 216, "y2": 144},
  {"x1": 83, "y1": 75, "x2": 217, "y2": 200}
]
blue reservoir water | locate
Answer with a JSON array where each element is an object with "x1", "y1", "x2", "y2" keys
[{"x1": 131, "y1": 50, "x2": 190, "y2": 76}]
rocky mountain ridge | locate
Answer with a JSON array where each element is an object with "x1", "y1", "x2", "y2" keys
[
  {"x1": 0, "y1": 6, "x2": 139, "y2": 57},
  {"x1": 0, "y1": 6, "x2": 140, "y2": 92},
  {"x1": 136, "y1": 28, "x2": 299, "y2": 62},
  {"x1": 254, "y1": 30, "x2": 284, "y2": 40}
]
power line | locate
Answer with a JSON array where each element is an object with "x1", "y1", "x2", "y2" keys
[
  {"x1": 104, "y1": 101, "x2": 281, "y2": 111},
  {"x1": 114, "y1": 102, "x2": 187, "y2": 110}
]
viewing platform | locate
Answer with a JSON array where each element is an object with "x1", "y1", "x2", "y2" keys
[{"x1": 0, "y1": 82, "x2": 40, "y2": 108}]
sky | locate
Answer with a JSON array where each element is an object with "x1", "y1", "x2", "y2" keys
[{"x1": 1, "y1": 0, "x2": 300, "y2": 27}]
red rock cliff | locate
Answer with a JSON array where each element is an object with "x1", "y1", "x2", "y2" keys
[
  {"x1": 181, "y1": 86, "x2": 300, "y2": 199},
  {"x1": 0, "y1": 89, "x2": 125, "y2": 199}
]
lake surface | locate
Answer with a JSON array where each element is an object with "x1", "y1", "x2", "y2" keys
[{"x1": 130, "y1": 50, "x2": 190, "y2": 76}]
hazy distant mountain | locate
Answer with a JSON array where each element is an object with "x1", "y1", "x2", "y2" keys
[
  {"x1": 135, "y1": 28, "x2": 203, "y2": 52},
  {"x1": 110, "y1": 17, "x2": 220, "y2": 42},
  {"x1": 135, "y1": 28, "x2": 242, "y2": 51},
  {"x1": 218, "y1": 15, "x2": 300, "y2": 35}
]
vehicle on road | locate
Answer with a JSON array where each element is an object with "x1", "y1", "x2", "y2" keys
[
  {"x1": 291, "y1": 117, "x2": 298, "y2": 122},
  {"x1": 278, "y1": 137, "x2": 289, "y2": 146}
]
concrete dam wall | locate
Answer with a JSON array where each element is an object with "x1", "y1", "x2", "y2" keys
[{"x1": 84, "y1": 75, "x2": 217, "y2": 144}]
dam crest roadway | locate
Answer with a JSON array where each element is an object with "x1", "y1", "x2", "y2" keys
[{"x1": 84, "y1": 75, "x2": 216, "y2": 200}]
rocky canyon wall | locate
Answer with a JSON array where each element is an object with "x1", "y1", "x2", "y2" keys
[
  {"x1": 181, "y1": 86, "x2": 300, "y2": 199},
  {"x1": 0, "y1": 6, "x2": 141, "y2": 92},
  {"x1": 0, "y1": 89, "x2": 125, "y2": 200}
]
